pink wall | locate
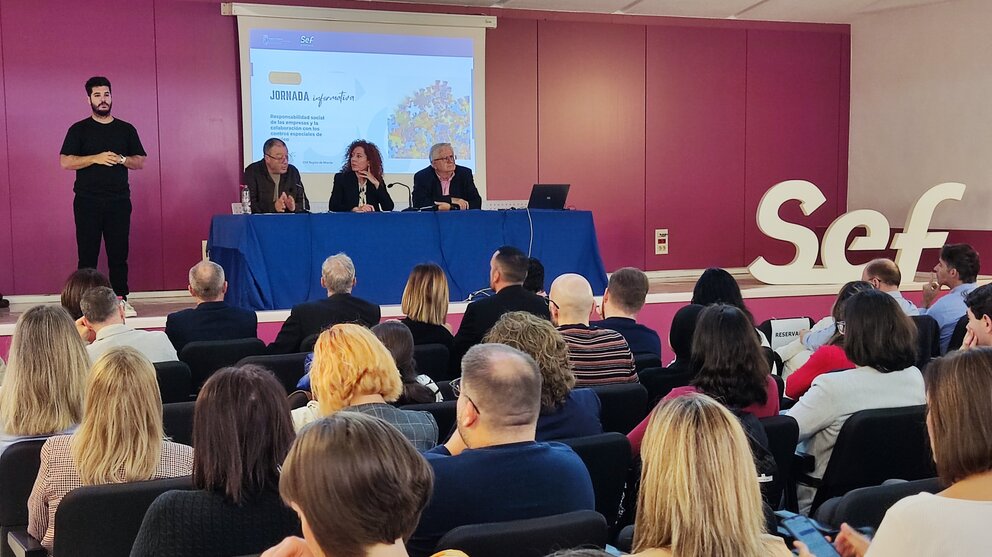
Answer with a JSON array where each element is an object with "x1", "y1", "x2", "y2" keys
[{"x1": 0, "y1": 0, "x2": 852, "y2": 295}]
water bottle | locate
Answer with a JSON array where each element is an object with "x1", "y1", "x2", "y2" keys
[{"x1": 240, "y1": 185, "x2": 251, "y2": 214}]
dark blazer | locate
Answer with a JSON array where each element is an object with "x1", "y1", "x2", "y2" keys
[
  {"x1": 268, "y1": 293, "x2": 381, "y2": 354},
  {"x1": 401, "y1": 317, "x2": 454, "y2": 349},
  {"x1": 450, "y1": 285, "x2": 551, "y2": 371},
  {"x1": 243, "y1": 160, "x2": 308, "y2": 214},
  {"x1": 412, "y1": 165, "x2": 482, "y2": 210},
  {"x1": 165, "y1": 301, "x2": 258, "y2": 352},
  {"x1": 591, "y1": 316, "x2": 662, "y2": 359},
  {"x1": 329, "y1": 171, "x2": 394, "y2": 212}
]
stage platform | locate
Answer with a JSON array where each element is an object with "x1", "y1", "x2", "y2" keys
[{"x1": 0, "y1": 270, "x2": 978, "y2": 361}]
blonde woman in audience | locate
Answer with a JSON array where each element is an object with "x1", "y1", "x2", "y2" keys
[
  {"x1": 400, "y1": 263, "x2": 453, "y2": 348},
  {"x1": 27, "y1": 347, "x2": 193, "y2": 551},
  {"x1": 292, "y1": 324, "x2": 438, "y2": 450},
  {"x1": 0, "y1": 305, "x2": 89, "y2": 455},
  {"x1": 798, "y1": 348, "x2": 992, "y2": 556},
  {"x1": 633, "y1": 393, "x2": 792, "y2": 557},
  {"x1": 262, "y1": 413, "x2": 434, "y2": 557},
  {"x1": 484, "y1": 311, "x2": 602, "y2": 440}
]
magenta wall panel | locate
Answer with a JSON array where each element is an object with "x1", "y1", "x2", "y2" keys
[
  {"x1": 537, "y1": 20, "x2": 647, "y2": 271},
  {"x1": 744, "y1": 30, "x2": 845, "y2": 267},
  {"x1": 0, "y1": 15, "x2": 11, "y2": 296},
  {"x1": 644, "y1": 26, "x2": 747, "y2": 270},
  {"x1": 485, "y1": 18, "x2": 539, "y2": 200}
]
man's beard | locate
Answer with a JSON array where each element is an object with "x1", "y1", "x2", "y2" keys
[{"x1": 91, "y1": 102, "x2": 111, "y2": 116}]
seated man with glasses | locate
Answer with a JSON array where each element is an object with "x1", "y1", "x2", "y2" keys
[
  {"x1": 407, "y1": 343, "x2": 594, "y2": 557},
  {"x1": 412, "y1": 142, "x2": 481, "y2": 211},
  {"x1": 243, "y1": 137, "x2": 309, "y2": 213}
]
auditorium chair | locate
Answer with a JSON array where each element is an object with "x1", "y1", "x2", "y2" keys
[
  {"x1": 435, "y1": 380, "x2": 455, "y2": 401},
  {"x1": 179, "y1": 338, "x2": 267, "y2": 391},
  {"x1": 413, "y1": 344, "x2": 452, "y2": 381},
  {"x1": 162, "y1": 401, "x2": 196, "y2": 447},
  {"x1": 910, "y1": 315, "x2": 940, "y2": 369},
  {"x1": 400, "y1": 400, "x2": 457, "y2": 442},
  {"x1": 7, "y1": 476, "x2": 194, "y2": 557},
  {"x1": 947, "y1": 314, "x2": 969, "y2": 352},
  {"x1": 589, "y1": 383, "x2": 648, "y2": 434},
  {"x1": 236, "y1": 352, "x2": 309, "y2": 394},
  {"x1": 434, "y1": 510, "x2": 608, "y2": 557},
  {"x1": 759, "y1": 415, "x2": 800, "y2": 512},
  {"x1": 757, "y1": 317, "x2": 814, "y2": 352},
  {"x1": 632, "y1": 353, "x2": 661, "y2": 373},
  {"x1": 558, "y1": 433, "x2": 632, "y2": 528},
  {"x1": 814, "y1": 477, "x2": 943, "y2": 530},
  {"x1": 636, "y1": 367, "x2": 693, "y2": 409},
  {"x1": 152, "y1": 361, "x2": 193, "y2": 403},
  {"x1": 0, "y1": 440, "x2": 44, "y2": 557},
  {"x1": 797, "y1": 405, "x2": 934, "y2": 515},
  {"x1": 300, "y1": 333, "x2": 319, "y2": 353}
]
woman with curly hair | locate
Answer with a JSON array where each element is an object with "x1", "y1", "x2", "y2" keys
[
  {"x1": 484, "y1": 311, "x2": 602, "y2": 440},
  {"x1": 329, "y1": 139, "x2": 394, "y2": 212}
]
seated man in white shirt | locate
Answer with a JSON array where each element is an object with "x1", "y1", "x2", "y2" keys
[{"x1": 78, "y1": 286, "x2": 178, "y2": 363}]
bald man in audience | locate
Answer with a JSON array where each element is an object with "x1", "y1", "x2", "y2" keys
[
  {"x1": 861, "y1": 258, "x2": 919, "y2": 316},
  {"x1": 407, "y1": 344, "x2": 594, "y2": 557},
  {"x1": 165, "y1": 260, "x2": 258, "y2": 352},
  {"x1": 549, "y1": 273, "x2": 637, "y2": 386},
  {"x1": 962, "y1": 284, "x2": 992, "y2": 349},
  {"x1": 591, "y1": 267, "x2": 662, "y2": 359},
  {"x1": 79, "y1": 286, "x2": 178, "y2": 363}
]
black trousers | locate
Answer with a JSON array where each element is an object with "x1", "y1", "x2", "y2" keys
[{"x1": 73, "y1": 195, "x2": 131, "y2": 296}]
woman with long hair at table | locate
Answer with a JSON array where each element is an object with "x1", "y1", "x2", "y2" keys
[{"x1": 329, "y1": 139, "x2": 394, "y2": 212}]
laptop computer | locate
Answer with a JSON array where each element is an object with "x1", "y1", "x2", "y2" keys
[{"x1": 528, "y1": 184, "x2": 570, "y2": 209}]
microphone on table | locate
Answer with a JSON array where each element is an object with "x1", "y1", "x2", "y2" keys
[
  {"x1": 387, "y1": 182, "x2": 413, "y2": 209},
  {"x1": 296, "y1": 182, "x2": 311, "y2": 213},
  {"x1": 465, "y1": 287, "x2": 494, "y2": 302}
]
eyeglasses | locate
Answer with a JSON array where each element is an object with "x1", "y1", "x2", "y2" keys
[
  {"x1": 265, "y1": 152, "x2": 291, "y2": 163},
  {"x1": 450, "y1": 377, "x2": 481, "y2": 414},
  {"x1": 432, "y1": 155, "x2": 456, "y2": 164},
  {"x1": 836, "y1": 321, "x2": 846, "y2": 335},
  {"x1": 545, "y1": 298, "x2": 560, "y2": 312}
]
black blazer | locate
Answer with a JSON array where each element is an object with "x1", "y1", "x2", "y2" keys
[
  {"x1": 450, "y1": 285, "x2": 551, "y2": 371},
  {"x1": 243, "y1": 160, "x2": 308, "y2": 214},
  {"x1": 329, "y1": 171, "x2": 394, "y2": 212},
  {"x1": 268, "y1": 293, "x2": 381, "y2": 354},
  {"x1": 401, "y1": 317, "x2": 454, "y2": 349},
  {"x1": 165, "y1": 301, "x2": 258, "y2": 352},
  {"x1": 412, "y1": 165, "x2": 482, "y2": 210}
]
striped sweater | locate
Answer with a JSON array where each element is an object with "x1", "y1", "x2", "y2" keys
[{"x1": 557, "y1": 324, "x2": 638, "y2": 386}]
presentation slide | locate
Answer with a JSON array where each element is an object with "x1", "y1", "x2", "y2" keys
[{"x1": 249, "y1": 29, "x2": 477, "y2": 174}]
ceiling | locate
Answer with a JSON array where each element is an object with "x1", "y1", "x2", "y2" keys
[{"x1": 372, "y1": 0, "x2": 955, "y2": 24}]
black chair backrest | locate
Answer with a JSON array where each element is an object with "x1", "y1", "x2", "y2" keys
[
  {"x1": 558, "y1": 433, "x2": 632, "y2": 527},
  {"x1": 236, "y1": 353, "x2": 309, "y2": 394},
  {"x1": 759, "y1": 415, "x2": 800, "y2": 512},
  {"x1": 52, "y1": 476, "x2": 194, "y2": 557},
  {"x1": 435, "y1": 380, "x2": 455, "y2": 401},
  {"x1": 811, "y1": 405, "x2": 934, "y2": 513},
  {"x1": 153, "y1": 361, "x2": 192, "y2": 403},
  {"x1": 300, "y1": 333, "x2": 319, "y2": 353},
  {"x1": 821, "y1": 477, "x2": 943, "y2": 530},
  {"x1": 947, "y1": 314, "x2": 969, "y2": 352},
  {"x1": 590, "y1": 383, "x2": 648, "y2": 434},
  {"x1": 162, "y1": 402, "x2": 196, "y2": 447},
  {"x1": 633, "y1": 353, "x2": 661, "y2": 373},
  {"x1": 179, "y1": 338, "x2": 267, "y2": 391},
  {"x1": 0, "y1": 439, "x2": 45, "y2": 557},
  {"x1": 414, "y1": 344, "x2": 452, "y2": 381},
  {"x1": 435, "y1": 509, "x2": 608, "y2": 557},
  {"x1": 638, "y1": 367, "x2": 693, "y2": 408},
  {"x1": 400, "y1": 401, "x2": 456, "y2": 442},
  {"x1": 910, "y1": 315, "x2": 941, "y2": 368}
]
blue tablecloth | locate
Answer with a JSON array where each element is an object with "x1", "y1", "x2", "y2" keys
[{"x1": 208, "y1": 210, "x2": 608, "y2": 310}]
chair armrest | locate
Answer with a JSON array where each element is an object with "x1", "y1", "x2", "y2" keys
[
  {"x1": 7, "y1": 530, "x2": 47, "y2": 557},
  {"x1": 793, "y1": 451, "x2": 817, "y2": 479}
]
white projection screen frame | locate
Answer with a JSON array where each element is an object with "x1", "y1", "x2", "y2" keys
[{"x1": 224, "y1": 3, "x2": 495, "y2": 209}]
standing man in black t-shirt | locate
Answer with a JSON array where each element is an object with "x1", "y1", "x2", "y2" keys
[{"x1": 60, "y1": 76, "x2": 146, "y2": 316}]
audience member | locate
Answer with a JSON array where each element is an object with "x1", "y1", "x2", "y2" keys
[
  {"x1": 400, "y1": 263, "x2": 454, "y2": 348},
  {"x1": 450, "y1": 246, "x2": 551, "y2": 370},
  {"x1": 291, "y1": 324, "x2": 438, "y2": 450},
  {"x1": 268, "y1": 253, "x2": 381, "y2": 354},
  {"x1": 691, "y1": 267, "x2": 769, "y2": 346},
  {"x1": 787, "y1": 289, "x2": 925, "y2": 512},
  {"x1": 920, "y1": 243, "x2": 980, "y2": 353},
  {"x1": 60, "y1": 268, "x2": 111, "y2": 320},
  {"x1": 0, "y1": 306, "x2": 88, "y2": 455},
  {"x1": 549, "y1": 273, "x2": 637, "y2": 386},
  {"x1": 131, "y1": 365, "x2": 299, "y2": 556},
  {"x1": 484, "y1": 311, "x2": 602, "y2": 441},
  {"x1": 165, "y1": 260, "x2": 257, "y2": 352},
  {"x1": 798, "y1": 348, "x2": 992, "y2": 557},
  {"x1": 373, "y1": 321, "x2": 442, "y2": 404},
  {"x1": 261, "y1": 413, "x2": 434, "y2": 557},
  {"x1": 27, "y1": 347, "x2": 193, "y2": 550},
  {"x1": 408, "y1": 344, "x2": 595, "y2": 557},
  {"x1": 632, "y1": 393, "x2": 792, "y2": 557},
  {"x1": 79, "y1": 286, "x2": 178, "y2": 362},
  {"x1": 784, "y1": 281, "x2": 872, "y2": 399},
  {"x1": 962, "y1": 283, "x2": 992, "y2": 348},
  {"x1": 664, "y1": 304, "x2": 704, "y2": 372},
  {"x1": 591, "y1": 267, "x2": 662, "y2": 359},
  {"x1": 861, "y1": 258, "x2": 919, "y2": 315},
  {"x1": 523, "y1": 257, "x2": 546, "y2": 295},
  {"x1": 628, "y1": 304, "x2": 778, "y2": 453}
]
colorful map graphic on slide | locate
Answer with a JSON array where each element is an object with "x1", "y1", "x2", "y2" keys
[{"x1": 387, "y1": 81, "x2": 472, "y2": 160}]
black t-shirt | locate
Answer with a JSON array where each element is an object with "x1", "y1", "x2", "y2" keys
[{"x1": 60, "y1": 117, "x2": 146, "y2": 198}]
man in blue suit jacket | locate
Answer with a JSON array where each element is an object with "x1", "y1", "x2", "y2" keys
[
  {"x1": 165, "y1": 261, "x2": 257, "y2": 352},
  {"x1": 412, "y1": 142, "x2": 482, "y2": 210}
]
